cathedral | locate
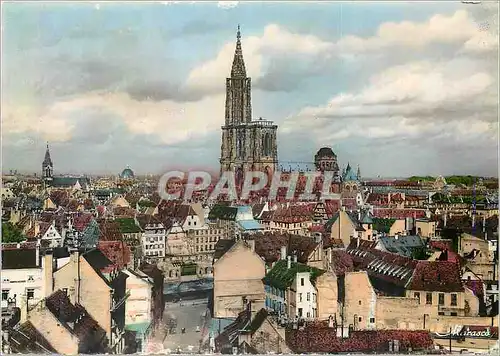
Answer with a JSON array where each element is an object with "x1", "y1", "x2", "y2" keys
[{"x1": 219, "y1": 26, "x2": 278, "y2": 183}]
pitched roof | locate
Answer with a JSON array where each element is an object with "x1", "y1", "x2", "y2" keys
[
  {"x1": 208, "y1": 205, "x2": 238, "y2": 221},
  {"x1": 406, "y1": 261, "x2": 464, "y2": 293},
  {"x1": 97, "y1": 240, "x2": 131, "y2": 270},
  {"x1": 244, "y1": 308, "x2": 269, "y2": 333},
  {"x1": 135, "y1": 214, "x2": 164, "y2": 230},
  {"x1": 378, "y1": 235, "x2": 425, "y2": 258},
  {"x1": 45, "y1": 290, "x2": 107, "y2": 351},
  {"x1": 251, "y1": 232, "x2": 320, "y2": 264},
  {"x1": 9, "y1": 321, "x2": 56, "y2": 353},
  {"x1": 213, "y1": 239, "x2": 237, "y2": 260},
  {"x1": 98, "y1": 220, "x2": 123, "y2": 241},
  {"x1": 115, "y1": 217, "x2": 142, "y2": 233},
  {"x1": 1, "y1": 248, "x2": 38, "y2": 269},
  {"x1": 263, "y1": 259, "x2": 325, "y2": 289}
]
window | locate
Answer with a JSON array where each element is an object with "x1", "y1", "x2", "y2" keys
[
  {"x1": 451, "y1": 294, "x2": 457, "y2": 306},
  {"x1": 358, "y1": 317, "x2": 362, "y2": 322},
  {"x1": 27, "y1": 275, "x2": 34, "y2": 282},
  {"x1": 438, "y1": 293, "x2": 445, "y2": 305},
  {"x1": 307, "y1": 312, "x2": 310, "y2": 318},
  {"x1": 299, "y1": 293, "x2": 302, "y2": 302},
  {"x1": 2, "y1": 290, "x2": 9, "y2": 301},
  {"x1": 414, "y1": 292, "x2": 420, "y2": 303},
  {"x1": 426, "y1": 293, "x2": 432, "y2": 305},
  {"x1": 450, "y1": 312, "x2": 458, "y2": 316},
  {"x1": 358, "y1": 300, "x2": 362, "y2": 305},
  {"x1": 298, "y1": 308, "x2": 303, "y2": 317},
  {"x1": 370, "y1": 318, "x2": 375, "y2": 323},
  {"x1": 307, "y1": 293, "x2": 310, "y2": 301},
  {"x1": 62, "y1": 288, "x2": 68, "y2": 295},
  {"x1": 300, "y1": 278, "x2": 304, "y2": 286},
  {"x1": 26, "y1": 288, "x2": 35, "y2": 300}
]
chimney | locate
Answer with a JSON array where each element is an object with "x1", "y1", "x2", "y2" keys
[
  {"x1": 35, "y1": 240, "x2": 40, "y2": 267},
  {"x1": 483, "y1": 215, "x2": 486, "y2": 233},
  {"x1": 357, "y1": 236, "x2": 360, "y2": 248},
  {"x1": 395, "y1": 234, "x2": 399, "y2": 240},
  {"x1": 293, "y1": 254, "x2": 297, "y2": 263},
  {"x1": 19, "y1": 295, "x2": 28, "y2": 324},
  {"x1": 70, "y1": 249, "x2": 81, "y2": 304},
  {"x1": 44, "y1": 251, "x2": 54, "y2": 297},
  {"x1": 287, "y1": 255, "x2": 291, "y2": 269},
  {"x1": 358, "y1": 210, "x2": 361, "y2": 221},
  {"x1": 280, "y1": 246, "x2": 287, "y2": 260},
  {"x1": 444, "y1": 213, "x2": 447, "y2": 227}
]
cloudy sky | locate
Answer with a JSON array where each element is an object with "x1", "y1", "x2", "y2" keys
[{"x1": 2, "y1": 1, "x2": 498, "y2": 177}]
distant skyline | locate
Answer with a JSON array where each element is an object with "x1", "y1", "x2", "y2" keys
[{"x1": 2, "y1": 1, "x2": 499, "y2": 177}]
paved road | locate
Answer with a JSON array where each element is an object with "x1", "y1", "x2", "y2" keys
[{"x1": 162, "y1": 298, "x2": 209, "y2": 354}]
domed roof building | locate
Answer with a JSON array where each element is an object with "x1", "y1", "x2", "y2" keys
[
  {"x1": 119, "y1": 166, "x2": 135, "y2": 179},
  {"x1": 314, "y1": 147, "x2": 339, "y2": 177}
]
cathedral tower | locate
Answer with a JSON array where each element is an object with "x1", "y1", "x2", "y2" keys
[
  {"x1": 219, "y1": 26, "x2": 278, "y2": 184},
  {"x1": 42, "y1": 143, "x2": 53, "y2": 182}
]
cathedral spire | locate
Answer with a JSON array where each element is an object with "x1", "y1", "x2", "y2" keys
[
  {"x1": 43, "y1": 142, "x2": 52, "y2": 166},
  {"x1": 231, "y1": 24, "x2": 247, "y2": 78}
]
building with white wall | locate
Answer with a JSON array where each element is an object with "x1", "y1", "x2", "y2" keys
[
  {"x1": 136, "y1": 215, "x2": 166, "y2": 259},
  {"x1": 1, "y1": 242, "x2": 44, "y2": 313}
]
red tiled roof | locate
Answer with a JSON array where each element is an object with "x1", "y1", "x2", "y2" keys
[
  {"x1": 407, "y1": 261, "x2": 464, "y2": 293},
  {"x1": 373, "y1": 208, "x2": 426, "y2": 219},
  {"x1": 287, "y1": 327, "x2": 433, "y2": 353},
  {"x1": 73, "y1": 213, "x2": 94, "y2": 232},
  {"x1": 251, "y1": 232, "x2": 320, "y2": 264},
  {"x1": 330, "y1": 250, "x2": 354, "y2": 276},
  {"x1": 98, "y1": 220, "x2": 123, "y2": 241},
  {"x1": 272, "y1": 203, "x2": 316, "y2": 223},
  {"x1": 428, "y1": 239, "x2": 453, "y2": 250},
  {"x1": 97, "y1": 241, "x2": 131, "y2": 270},
  {"x1": 324, "y1": 200, "x2": 340, "y2": 217}
]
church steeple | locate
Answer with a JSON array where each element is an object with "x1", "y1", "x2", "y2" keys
[
  {"x1": 224, "y1": 25, "x2": 252, "y2": 125},
  {"x1": 43, "y1": 143, "x2": 53, "y2": 166},
  {"x1": 42, "y1": 142, "x2": 53, "y2": 181},
  {"x1": 231, "y1": 25, "x2": 247, "y2": 78}
]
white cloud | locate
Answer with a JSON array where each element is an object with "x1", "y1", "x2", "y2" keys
[
  {"x1": 185, "y1": 24, "x2": 332, "y2": 94},
  {"x1": 282, "y1": 57, "x2": 497, "y2": 146},
  {"x1": 217, "y1": 1, "x2": 239, "y2": 9},
  {"x1": 2, "y1": 92, "x2": 225, "y2": 144},
  {"x1": 186, "y1": 9, "x2": 496, "y2": 97}
]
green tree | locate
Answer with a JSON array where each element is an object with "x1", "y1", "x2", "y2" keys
[{"x1": 1, "y1": 222, "x2": 26, "y2": 243}]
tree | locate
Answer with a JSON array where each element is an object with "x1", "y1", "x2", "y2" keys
[{"x1": 1, "y1": 222, "x2": 26, "y2": 243}]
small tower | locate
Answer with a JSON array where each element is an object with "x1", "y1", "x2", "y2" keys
[
  {"x1": 42, "y1": 143, "x2": 53, "y2": 182},
  {"x1": 356, "y1": 165, "x2": 361, "y2": 180}
]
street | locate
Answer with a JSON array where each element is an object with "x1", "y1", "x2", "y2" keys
[{"x1": 161, "y1": 298, "x2": 210, "y2": 354}]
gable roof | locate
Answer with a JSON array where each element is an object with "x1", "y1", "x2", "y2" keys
[{"x1": 251, "y1": 232, "x2": 320, "y2": 264}]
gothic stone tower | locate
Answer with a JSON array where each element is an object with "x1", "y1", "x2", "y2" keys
[
  {"x1": 219, "y1": 26, "x2": 278, "y2": 184},
  {"x1": 42, "y1": 143, "x2": 53, "y2": 182}
]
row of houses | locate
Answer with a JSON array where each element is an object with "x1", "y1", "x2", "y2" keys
[{"x1": 1, "y1": 242, "x2": 164, "y2": 354}]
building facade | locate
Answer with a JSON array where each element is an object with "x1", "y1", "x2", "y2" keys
[{"x1": 219, "y1": 26, "x2": 278, "y2": 182}]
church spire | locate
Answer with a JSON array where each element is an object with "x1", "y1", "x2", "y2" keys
[
  {"x1": 43, "y1": 142, "x2": 52, "y2": 166},
  {"x1": 231, "y1": 24, "x2": 247, "y2": 78}
]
